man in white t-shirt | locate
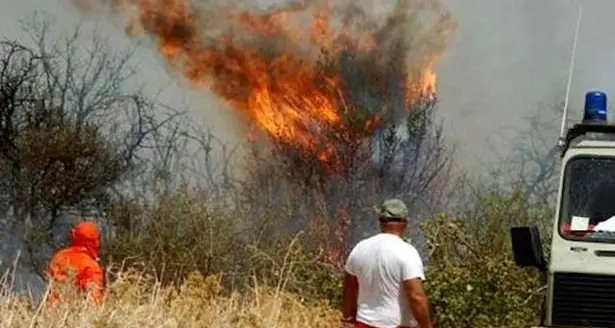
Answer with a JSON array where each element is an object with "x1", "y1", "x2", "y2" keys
[{"x1": 340, "y1": 198, "x2": 433, "y2": 328}]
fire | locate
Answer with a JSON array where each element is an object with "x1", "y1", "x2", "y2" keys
[
  {"x1": 79, "y1": 0, "x2": 452, "y2": 171},
  {"x1": 420, "y1": 69, "x2": 438, "y2": 100}
]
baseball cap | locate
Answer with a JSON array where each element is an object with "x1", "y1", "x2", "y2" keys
[{"x1": 374, "y1": 198, "x2": 409, "y2": 220}]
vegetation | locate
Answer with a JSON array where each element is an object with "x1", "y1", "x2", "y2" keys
[
  {"x1": 0, "y1": 183, "x2": 551, "y2": 328},
  {"x1": 0, "y1": 270, "x2": 339, "y2": 327},
  {"x1": 0, "y1": 8, "x2": 557, "y2": 328}
]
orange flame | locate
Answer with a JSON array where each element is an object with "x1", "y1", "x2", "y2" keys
[{"x1": 82, "y1": 0, "x2": 452, "y2": 170}]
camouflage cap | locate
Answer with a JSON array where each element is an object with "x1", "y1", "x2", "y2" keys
[{"x1": 374, "y1": 198, "x2": 409, "y2": 220}]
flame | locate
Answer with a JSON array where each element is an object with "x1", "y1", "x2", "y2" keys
[
  {"x1": 81, "y1": 0, "x2": 452, "y2": 171},
  {"x1": 420, "y1": 69, "x2": 438, "y2": 99}
]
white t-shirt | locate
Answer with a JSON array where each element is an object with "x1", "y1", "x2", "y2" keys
[{"x1": 344, "y1": 233, "x2": 425, "y2": 328}]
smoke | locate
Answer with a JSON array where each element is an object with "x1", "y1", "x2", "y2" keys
[
  {"x1": 435, "y1": 0, "x2": 615, "y2": 174},
  {"x1": 16, "y1": 0, "x2": 615, "y2": 182},
  {"x1": 74, "y1": 0, "x2": 615, "y2": 180},
  {"x1": 69, "y1": 0, "x2": 454, "y2": 172}
]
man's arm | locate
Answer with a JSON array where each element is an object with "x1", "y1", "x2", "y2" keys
[
  {"x1": 341, "y1": 271, "x2": 358, "y2": 321},
  {"x1": 402, "y1": 278, "x2": 432, "y2": 328},
  {"x1": 401, "y1": 247, "x2": 432, "y2": 328}
]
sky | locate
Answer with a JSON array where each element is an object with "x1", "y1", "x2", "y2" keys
[
  {"x1": 436, "y1": 0, "x2": 615, "y2": 175},
  {"x1": 2, "y1": 0, "x2": 615, "y2": 176}
]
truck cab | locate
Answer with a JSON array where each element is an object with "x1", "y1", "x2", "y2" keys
[{"x1": 511, "y1": 90, "x2": 615, "y2": 327}]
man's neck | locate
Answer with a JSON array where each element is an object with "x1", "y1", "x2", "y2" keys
[{"x1": 380, "y1": 230, "x2": 403, "y2": 237}]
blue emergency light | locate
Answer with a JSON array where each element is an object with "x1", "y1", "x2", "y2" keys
[{"x1": 583, "y1": 90, "x2": 608, "y2": 123}]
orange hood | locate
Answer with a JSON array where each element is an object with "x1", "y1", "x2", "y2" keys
[{"x1": 70, "y1": 221, "x2": 100, "y2": 259}]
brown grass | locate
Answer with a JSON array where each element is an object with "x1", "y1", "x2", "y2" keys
[{"x1": 0, "y1": 269, "x2": 339, "y2": 328}]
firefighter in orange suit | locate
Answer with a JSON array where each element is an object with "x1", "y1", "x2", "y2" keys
[{"x1": 47, "y1": 220, "x2": 104, "y2": 304}]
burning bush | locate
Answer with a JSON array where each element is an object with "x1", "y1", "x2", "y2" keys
[
  {"x1": 75, "y1": 0, "x2": 456, "y2": 265},
  {"x1": 82, "y1": 0, "x2": 453, "y2": 170}
]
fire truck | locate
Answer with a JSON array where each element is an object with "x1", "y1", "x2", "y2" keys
[{"x1": 511, "y1": 90, "x2": 615, "y2": 327}]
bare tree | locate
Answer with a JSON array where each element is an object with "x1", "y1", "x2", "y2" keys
[
  {"x1": 510, "y1": 100, "x2": 562, "y2": 208},
  {"x1": 0, "y1": 13, "x2": 186, "y2": 275}
]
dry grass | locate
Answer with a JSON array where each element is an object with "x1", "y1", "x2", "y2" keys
[{"x1": 0, "y1": 269, "x2": 339, "y2": 328}]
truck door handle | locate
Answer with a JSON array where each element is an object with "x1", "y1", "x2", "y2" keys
[{"x1": 594, "y1": 250, "x2": 615, "y2": 257}]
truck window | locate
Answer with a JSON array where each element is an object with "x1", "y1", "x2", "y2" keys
[{"x1": 559, "y1": 156, "x2": 615, "y2": 241}]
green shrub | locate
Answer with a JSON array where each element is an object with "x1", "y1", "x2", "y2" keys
[
  {"x1": 103, "y1": 186, "x2": 342, "y2": 305},
  {"x1": 422, "y1": 187, "x2": 552, "y2": 328},
  {"x1": 100, "y1": 182, "x2": 559, "y2": 327},
  {"x1": 103, "y1": 187, "x2": 247, "y2": 285}
]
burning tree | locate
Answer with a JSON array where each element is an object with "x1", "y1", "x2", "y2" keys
[{"x1": 78, "y1": 0, "x2": 455, "y2": 265}]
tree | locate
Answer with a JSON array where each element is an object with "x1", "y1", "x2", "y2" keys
[
  {"x1": 510, "y1": 100, "x2": 562, "y2": 208},
  {"x1": 239, "y1": 38, "x2": 453, "y2": 268},
  {"x1": 0, "y1": 13, "x2": 183, "y2": 275}
]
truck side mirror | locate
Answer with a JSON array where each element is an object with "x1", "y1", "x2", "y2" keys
[{"x1": 510, "y1": 226, "x2": 546, "y2": 271}]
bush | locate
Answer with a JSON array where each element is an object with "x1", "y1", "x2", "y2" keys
[
  {"x1": 104, "y1": 187, "x2": 245, "y2": 284},
  {"x1": 99, "y1": 183, "x2": 556, "y2": 327},
  {"x1": 422, "y1": 187, "x2": 551, "y2": 328},
  {"x1": 103, "y1": 186, "x2": 343, "y2": 305}
]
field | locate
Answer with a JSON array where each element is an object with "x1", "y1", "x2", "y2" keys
[{"x1": 0, "y1": 270, "x2": 338, "y2": 328}]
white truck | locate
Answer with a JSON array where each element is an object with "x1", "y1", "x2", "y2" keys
[{"x1": 511, "y1": 90, "x2": 615, "y2": 327}]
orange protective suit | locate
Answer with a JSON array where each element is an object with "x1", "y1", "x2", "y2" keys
[{"x1": 47, "y1": 220, "x2": 104, "y2": 304}]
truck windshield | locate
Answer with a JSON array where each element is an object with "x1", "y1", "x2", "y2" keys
[{"x1": 559, "y1": 156, "x2": 615, "y2": 242}]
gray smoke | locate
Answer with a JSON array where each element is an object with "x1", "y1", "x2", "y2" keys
[
  {"x1": 435, "y1": 0, "x2": 615, "y2": 175},
  {"x1": 2, "y1": 0, "x2": 614, "y2": 183}
]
